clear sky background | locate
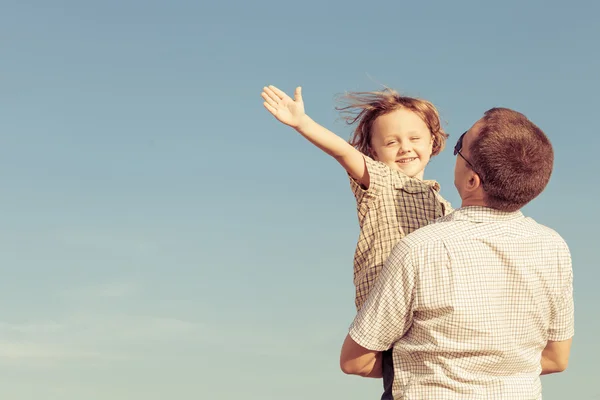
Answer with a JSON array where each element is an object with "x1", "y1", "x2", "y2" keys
[{"x1": 1, "y1": 0, "x2": 598, "y2": 399}]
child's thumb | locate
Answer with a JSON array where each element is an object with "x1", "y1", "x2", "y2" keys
[{"x1": 294, "y1": 86, "x2": 303, "y2": 102}]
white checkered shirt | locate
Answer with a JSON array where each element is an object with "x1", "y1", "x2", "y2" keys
[
  {"x1": 349, "y1": 206, "x2": 574, "y2": 400},
  {"x1": 350, "y1": 156, "x2": 452, "y2": 310}
]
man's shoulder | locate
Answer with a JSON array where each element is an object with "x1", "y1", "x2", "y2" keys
[
  {"x1": 403, "y1": 208, "x2": 563, "y2": 235},
  {"x1": 399, "y1": 212, "x2": 569, "y2": 250},
  {"x1": 524, "y1": 217, "x2": 560, "y2": 235},
  {"x1": 521, "y1": 217, "x2": 570, "y2": 249},
  {"x1": 399, "y1": 215, "x2": 463, "y2": 248}
]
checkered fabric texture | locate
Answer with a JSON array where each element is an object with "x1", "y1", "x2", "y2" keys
[
  {"x1": 350, "y1": 156, "x2": 452, "y2": 310},
  {"x1": 350, "y1": 206, "x2": 574, "y2": 399}
]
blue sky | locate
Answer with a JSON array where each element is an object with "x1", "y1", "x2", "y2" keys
[{"x1": 1, "y1": 0, "x2": 598, "y2": 399}]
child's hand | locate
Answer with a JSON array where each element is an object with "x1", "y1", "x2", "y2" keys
[{"x1": 262, "y1": 85, "x2": 305, "y2": 129}]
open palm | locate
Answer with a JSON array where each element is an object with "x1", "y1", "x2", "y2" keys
[{"x1": 261, "y1": 85, "x2": 305, "y2": 128}]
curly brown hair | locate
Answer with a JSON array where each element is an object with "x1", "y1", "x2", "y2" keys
[{"x1": 336, "y1": 88, "x2": 448, "y2": 158}]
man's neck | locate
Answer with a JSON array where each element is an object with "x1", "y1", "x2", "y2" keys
[{"x1": 460, "y1": 197, "x2": 488, "y2": 208}]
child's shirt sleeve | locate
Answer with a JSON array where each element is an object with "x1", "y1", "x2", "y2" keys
[
  {"x1": 423, "y1": 179, "x2": 454, "y2": 216},
  {"x1": 349, "y1": 155, "x2": 390, "y2": 207},
  {"x1": 434, "y1": 191, "x2": 454, "y2": 216}
]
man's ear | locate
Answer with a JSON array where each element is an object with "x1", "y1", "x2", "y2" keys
[{"x1": 466, "y1": 172, "x2": 483, "y2": 191}]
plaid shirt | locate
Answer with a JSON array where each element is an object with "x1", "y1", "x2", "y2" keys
[
  {"x1": 350, "y1": 206, "x2": 574, "y2": 400},
  {"x1": 350, "y1": 156, "x2": 452, "y2": 310}
]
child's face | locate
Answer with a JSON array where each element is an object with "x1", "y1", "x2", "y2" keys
[{"x1": 369, "y1": 108, "x2": 434, "y2": 180}]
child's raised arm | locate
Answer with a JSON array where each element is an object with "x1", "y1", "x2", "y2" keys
[{"x1": 262, "y1": 85, "x2": 370, "y2": 188}]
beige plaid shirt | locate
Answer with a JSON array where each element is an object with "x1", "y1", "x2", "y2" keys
[
  {"x1": 350, "y1": 206, "x2": 574, "y2": 400},
  {"x1": 350, "y1": 156, "x2": 452, "y2": 310}
]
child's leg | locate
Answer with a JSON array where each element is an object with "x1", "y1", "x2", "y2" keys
[{"x1": 381, "y1": 349, "x2": 394, "y2": 400}]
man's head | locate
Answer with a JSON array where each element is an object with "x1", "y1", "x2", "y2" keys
[{"x1": 454, "y1": 108, "x2": 554, "y2": 211}]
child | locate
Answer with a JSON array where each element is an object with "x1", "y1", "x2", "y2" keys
[{"x1": 261, "y1": 85, "x2": 452, "y2": 399}]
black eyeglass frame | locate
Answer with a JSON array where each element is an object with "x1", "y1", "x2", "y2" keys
[{"x1": 454, "y1": 131, "x2": 484, "y2": 184}]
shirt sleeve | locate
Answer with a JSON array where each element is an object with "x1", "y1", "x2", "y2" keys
[
  {"x1": 349, "y1": 156, "x2": 391, "y2": 206},
  {"x1": 547, "y1": 240, "x2": 574, "y2": 341},
  {"x1": 437, "y1": 192, "x2": 454, "y2": 216},
  {"x1": 348, "y1": 240, "x2": 416, "y2": 351}
]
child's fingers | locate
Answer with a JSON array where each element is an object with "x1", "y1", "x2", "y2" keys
[
  {"x1": 261, "y1": 91, "x2": 279, "y2": 109},
  {"x1": 294, "y1": 86, "x2": 302, "y2": 102},
  {"x1": 268, "y1": 85, "x2": 288, "y2": 100},
  {"x1": 262, "y1": 86, "x2": 281, "y2": 103},
  {"x1": 263, "y1": 102, "x2": 277, "y2": 115}
]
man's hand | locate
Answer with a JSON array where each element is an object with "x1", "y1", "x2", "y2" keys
[{"x1": 261, "y1": 85, "x2": 306, "y2": 129}]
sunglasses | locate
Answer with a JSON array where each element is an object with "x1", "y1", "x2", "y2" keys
[{"x1": 454, "y1": 131, "x2": 484, "y2": 184}]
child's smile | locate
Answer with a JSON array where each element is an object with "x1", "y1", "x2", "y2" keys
[{"x1": 369, "y1": 108, "x2": 434, "y2": 180}]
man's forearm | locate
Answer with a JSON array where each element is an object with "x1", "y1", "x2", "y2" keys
[
  {"x1": 361, "y1": 352, "x2": 383, "y2": 378},
  {"x1": 541, "y1": 356, "x2": 566, "y2": 375},
  {"x1": 340, "y1": 334, "x2": 384, "y2": 378},
  {"x1": 540, "y1": 338, "x2": 572, "y2": 375},
  {"x1": 351, "y1": 351, "x2": 383, "y2": 378}
]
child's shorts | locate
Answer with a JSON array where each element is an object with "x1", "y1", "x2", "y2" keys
[{"x1": 381, "y1": 348, "x2": 393, "y2": 400}]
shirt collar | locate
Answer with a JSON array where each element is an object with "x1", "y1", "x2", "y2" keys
[
  {"x1": 394, "y1": 176, "x2": 441, "y2": 193},
  {"x1": 423, "y1": 180, "x2": 441, "y2": 192},
  {"x1": 439, "y1": 206, "x2": 524, "y2": 223}
]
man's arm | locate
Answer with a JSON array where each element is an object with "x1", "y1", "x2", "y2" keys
[
  {"x1": 340, "y1": 242, "x2": 416, "y2": 378},
  {"x1": 339, "y1": 334, "x2": 383, "y2": 378},
  {"x1": 542, "y1": 240, "x2": 574, "y2": 375},
  {"x1": 541, "y1": 338, "x2": 572, "y2": 375}
]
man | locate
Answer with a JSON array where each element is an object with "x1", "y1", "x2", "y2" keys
[{"x1": 340, "y1": 108, "x2": 574, "y2": 399}]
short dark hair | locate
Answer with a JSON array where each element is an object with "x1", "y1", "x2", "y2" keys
[{"x1": 469, "y1": 108, "x2": 554, "y2": 212}]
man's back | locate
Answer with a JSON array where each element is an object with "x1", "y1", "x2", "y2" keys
[{"x1": 351, "y1": 206, "x2": 573, "y2": 399}]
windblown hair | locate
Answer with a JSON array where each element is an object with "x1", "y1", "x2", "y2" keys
[
  {"x1": 336, "y1": 88, "x2": 448, "y2": 157},
  {"x1": 470, "y1": 107, "x2": 554, "y2": 212}
]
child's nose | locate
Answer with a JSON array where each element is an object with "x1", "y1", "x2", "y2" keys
[{"x1": 398, "y1": 142, "x2": 411, "y2": 153}]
